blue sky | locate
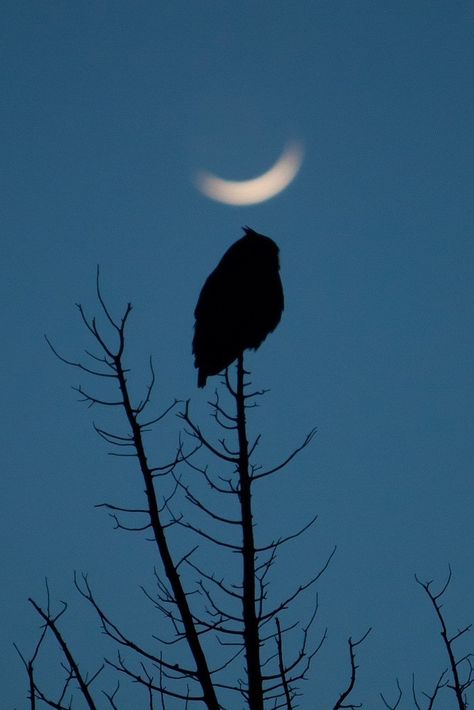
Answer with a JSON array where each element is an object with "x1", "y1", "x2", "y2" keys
[{"x1": 2, "y1": 2, "x2": 473, "y2": 707}]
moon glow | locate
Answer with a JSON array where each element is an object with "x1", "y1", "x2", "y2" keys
[{"x1": 195, "y1": 141, "x2": 304, "y2": 206}]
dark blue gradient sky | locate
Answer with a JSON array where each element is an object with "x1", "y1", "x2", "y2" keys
[{"x1": 2, "y1": 3, "x2": 473, "y2": 707}]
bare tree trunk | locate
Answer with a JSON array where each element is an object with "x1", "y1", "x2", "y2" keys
[
  {"x1": 110, "y1": 318, "x2": 220, "y2": 710},
  {"x1": 237, "y1": 353, "x2": 264, "y2": 710}
]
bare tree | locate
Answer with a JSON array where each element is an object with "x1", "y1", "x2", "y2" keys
[
  {"x1": 412, "y1": 569, "x2": 473, "y2": 710},
  {"x1": 379, "y1": 569, "x2": 472, "y2": 710},
  {"x1": 17, "y1": 273, "x2": 368, "y2": 709}
]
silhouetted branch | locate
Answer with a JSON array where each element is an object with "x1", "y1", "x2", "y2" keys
[
  {"x1": 415, "y1": 568, "x2": 472, "y2": 710},
  {"x1": 45, "y1": 275, "x2": 220, "y2": 709},
  {"x1": 412, "y1": 669, "x2": 448, "y2": 710},
  {"x1": 16, "y1": 581, "x2": 101, "y2": 709},
  {"x1": 380, "y1": 678, "x2": 402, "y2": 709},
  {"x1": 179, "y1": 400, "x2": 239, "y2": 463},
  {"x1": 332, "y1": 629, "x2": 371, "y2": 710},
  {"x1": 259, "y1": 546, "x2": 336, "y2": 626},
  {"x1": 177, "y1": 350, "x2": 332, "y2": 705},
  {"x1": 252, "y1": 428, "x2": 317, "y2": 481},
  {"x1": 236, "y1": 353, "x2": 264, "y2": 710}
]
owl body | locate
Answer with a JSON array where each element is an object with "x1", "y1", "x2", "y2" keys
[{"x1": 193, "y1": 227, "x2": 284, "y2": 388}]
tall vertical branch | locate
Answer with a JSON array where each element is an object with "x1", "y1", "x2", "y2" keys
[
  {"x1": 44, "y1": 274, "x2": 220, "y2": 710},
  {"x1": 236, "y1": 353, "x2": 264, "y2": 710},
  {"x1": 415, "y1": 569, "x2": 472, "y2": 710},
  {"x1": 111, "y1": 334, "x2": 220, "y2": 710},
  {"x1": 29, "y1": 598, "x2": 98, "y2": 710}
]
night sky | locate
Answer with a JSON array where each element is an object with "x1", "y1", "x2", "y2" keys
[{"x1": 2, "y1": 3, "x2": 473, "y2": 707}]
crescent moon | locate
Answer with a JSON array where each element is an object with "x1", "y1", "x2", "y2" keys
[{"x1": 195, "y1": 141, "x2": 304, "y2": 206}]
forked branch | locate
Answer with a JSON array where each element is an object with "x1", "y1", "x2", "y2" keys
[{"x1": 415, "y1": 568, "x2": 472, "y2": 710}]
